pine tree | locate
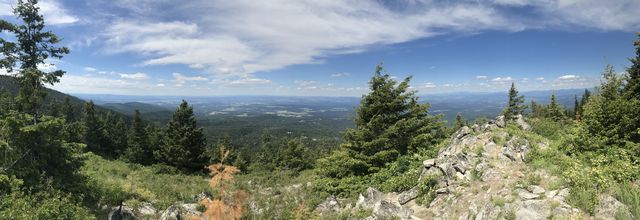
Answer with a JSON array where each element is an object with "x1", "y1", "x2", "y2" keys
[
  {"x1": 548, "y1": 94, "x2": 564, "y2": 120},
  {"x1": 574, "y1": 95, "x2": 581, "y2": 120},
  {"x1": 102, "y1": 112, "x2": 128, "y2": 157},
  {"x1": 503, "y1": 82, "x2": 526, "y2": 120},
  {"x1": 159, "y1": 100, "x2": 207, "y2": 171},
  {"x1": 530, "y1": 100, "x2": 538, "y2": 117},
  {"x1": 624, "y1": 33, "x2": 640, "y2": 100},
  {"x1": 278, "y1": 139, "x2": 311, "y2": 172},
  {"x1": 454, "y1": 113, "x2": 465, "y2": 130},
  {"x1": 338, "y1": 65, "x2": 445, "y2": 174},
  {"x1": 124, "y1": 110, "x2": 153, "y2": 165},
  {"x1": 61, "y1": 96, "x2": 75, "y2": 122},
  {"x1": 0, "y1": 0, "x2": 69, "y2": 122},
  {"x1": 82, "y1": 101, "x2": 106, "y2": 154}
]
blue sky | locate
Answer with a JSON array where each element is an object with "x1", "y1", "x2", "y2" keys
[{"x1": 1, "y1": 0, "x2": 639, "y2": 96}]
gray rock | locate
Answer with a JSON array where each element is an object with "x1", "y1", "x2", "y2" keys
[
  {"x1": 516, "y1": 188, "x2": 540, "y2": 200},
  {"x1": 423, "y1": 159, "x2": 436, "y2": 169},
  {"x1": 315, "y1": 195, "x2": 341, "y2": 214},
  {"x1": 515, "y1": 114, "x2": 531, "y2": 131},
  {"x1": 357, "y1": 187, "x2": 384, "y2": 209},
  {"x1": 160, "y1": 203, "x2": 201, "y2": 220},
  {"x1": 528, "y1": 185, "x2": 546, "y2": 194},
  {"x1": 371, "y1": 200, "x2": 413, "y2": 220},
  {"x1": 595, "y1": 195, "x2": 631, "y2": 220},
  {"x1": 109, "y1": 205, "x2": 138, "y2": 220},
  {"x1": 545, "y1": 190, "x2": 557, "y2": 199},
  {"x1": 502, "y1": 136, "x2": 531, "y2": 162},
  {"x1": 495, "y1": 115, "x2": 506, "y2": 128},
  {"x1": 435, "y1": 188, "x2": 449, "y2": 194},
  {"x1": 516, "y1": 200, "x2": 550, "y2": 220},
  {"x1": 481, "y1": 123, "x2": 498, "y2": 132},
  {"x1": 398, "y1": 186, "x2": 419, "y2": 205},
  {"x1": 137, "y1": 202, "x2": 156, "y2": 217}
]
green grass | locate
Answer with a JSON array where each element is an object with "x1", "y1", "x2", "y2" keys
[
  {"x1": 613, "y1": 183, "x2": 640, "y2": 218},
  {"x1": 81, "y1": 153, "x2": 210, "y2": 211}
]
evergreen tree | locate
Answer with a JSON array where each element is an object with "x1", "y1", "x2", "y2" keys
[
  {"x1": 454, "y1": 113, "x2": 465, "y2": 130},
  {"x1": 333, "y1": 65, "x2": 446, "y2": 175},
  {"x1": 574, "y1": 95, "x2": 580, "y2": 120},
  {"x1": 102, "y1": 112, "x2": 128, "y2": 157},
  {"x1": 159, "y1": 100, "x2": 207, "y2": 171},
  {"x1": 0, "y1": 90, "x2": 15, "y2": 116},
  {"x1": 503, "y1": 82, "x2": 526, "y2": 120},
  {"x1": 61, "y1": 96, "x2": 75, "y2": 122},
  {"x1": 548, "y1": 94, "x2": 564, "y2": 120},
  {"x1": 82, "y1": 101, "x2": 106, "y2": 154},
  {"x1": 624, "y1": 33, "x2": 640, "y2": 100},
  {"x1": 278, "y1": 139, "x2": 311, "y2": 172},
  {"x1": 124, "y1": 110, "x2": 153, "y2": 165},
  {"x1": 0, "y1": 0, "x2": 69, "y2": 122},
  {"x1": 530, "y1": 100, "x2": 538, "y2": 117}
]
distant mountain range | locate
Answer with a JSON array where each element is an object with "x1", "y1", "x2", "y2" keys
[{"x1": 74, "y1": 88, "x2": 589, "y2": 124}]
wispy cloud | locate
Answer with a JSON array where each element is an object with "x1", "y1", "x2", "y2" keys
[
  {"x1": 476, "y1": 75, "x2": 488, "y2": 79},
  {"x1": 491, "y1": 76, "x2": 513, "y2": 82},
  {"x1": 0, "y1": 0, "x2": 78, "y2": 25},
  {"x1": 330, "y1": 72, "x2": 350, "y2": 78},
  {"x1": 172, "y1": 72, "x2": 207, "y2": 86},
  {"x1": 120, "y1": 72, "x2": 149, "y2": 80}
]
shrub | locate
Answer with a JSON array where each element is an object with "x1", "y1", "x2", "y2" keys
[{"x1": 566, "y1": 186, "x2": 598, "y2": 215}]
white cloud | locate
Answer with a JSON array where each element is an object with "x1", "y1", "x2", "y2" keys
[
  {"x1": 476, "y1": 75, "x2": 488, "y2": 79},
  {"x1": 0, "y1": 0, "x2": 78, "y2": 25},
  {"x1": 330, "y1": 72, "x2": 350, "y2": 78},
  {"x1": 536, "y1": 77, "x2": 545, "y2": 81},
  {"x1": 120, "y1": 72, "x2": 149, "y2": 80},
  {"x1": 423, "y1": 82, "x2": 437, "y2": 88},
  {"x1": 156, "y1": 83, "x2": 165, "y2": 87},
  {"x1": 83, "y1": 67, "x2": 97, "y2": 72},
  {"x1": 558, "y1": 74, "x2": 578, "y2": 80},
  {"x1": 102, "y1": 1, "x2": 517, "y2": 76},
  {"x1": 37, "y1": 63, "x2": 57, "y2": 71},
  {"x1": 229, "y1": 77, "x2": 271, "y2": 85},
  {"x1": 294, "y1": 80, "x2": 315, "y2": 86},
  {"x1": 491, "y1": 76, "x2": 513, "y2": 82},
  {"x1": 172, "y1": 72, "x2": 208, "y2": 86}
]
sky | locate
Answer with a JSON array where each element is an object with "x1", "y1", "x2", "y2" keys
[{"x1": 1, "y1": 0, "x2": 639, "y2": 97}]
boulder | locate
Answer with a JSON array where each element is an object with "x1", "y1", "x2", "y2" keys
[
  {"x1": 516, "y1": 188, "x2": 540, "y2": 200},
  {"x1": 314, "y1": 195, "x2": 341, "y2": 214},
  {"x1": 495, "y1": 115, "x2": 506, "y2": 128},
  {"x1": 137, "y1": 202, "x2": 157, "y2": 217},
  {"x1": 160, "y1": 203, "x2": 202, "y2": 220},
  {"x1": 528, "y1": 185, "x2": 545, "y2": 194},
  {"x1": 423, "y1": 159, "x2": 436, "y2": 169},
  {"x1": 371, "y1": 200, "x2": 413, "y2": 220},
  {"x1": 356, "y1": 187, "x2": 384, "y2": 209},
  {"x1": 397, "y1": 186, "x2": 419, "y2": 205},
  {"x1": 108, "y1": 205, "x2": 138, "y2": 220},
  {"x1": 515, "y1": 114, "x2": 531, "y2": 131},
  {"x1": 502, "y1": 136, "x2": 531, "y2": 162},
  {"x1": 595, "y1": 195, "x2": 631, "y2": 220}
]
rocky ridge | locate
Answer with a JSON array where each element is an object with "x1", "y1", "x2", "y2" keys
[{"x1": 315, "y1": 114, "x2": 628, "y2": 220}]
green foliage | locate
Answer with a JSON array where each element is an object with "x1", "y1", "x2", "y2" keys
[
  {"x1": 454, "y1": 113, "x2": 465, "y2": 130},
  {"x1": 0, "y1": 174, "x2": 94, "y2": 219},
  {"x1": 81, "y1": 153, "x2": 210, "y2": 210},
  {"x1": 157, "y1": 100, "x2": 207, "y2": 172},
  {"x1": 548, "y1": 94, "x2": 565, "y2": 121},
  {"x1": 278, "y1": 139, "x2": 313, "y2": 172},
  {"x1": 625, "y1": 33, "x2": 640, "y2": 100},
  {"x1": 0, "y1": 112, "x2": 85, "y2": 191},
  {"x1": 566, "y1": 186, "x2": 598, "y2": 215},
  {"x1": 0, "y1": 0, "x2": 69, "y2": 117},
  {"x1": 415, "y1": 175, "x2": 438, "y2": 206},
  {"x1": 503, "y1": 82, "x2": 526, "y2": 120},
  {"x1": 124, "y1": 110, "x2": 155, "y2": 165},
  {"x1": 332, "y1": 64, "x2": 445, "y2": 177},
  {"x1": 613, "y1": 183, "x2": 640, "y2": 219}
]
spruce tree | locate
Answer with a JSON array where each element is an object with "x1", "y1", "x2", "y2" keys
[
  {"x1": 454, "y1": 113, "x2": 465, "y2": 130},
  {"x1": 103, "y1": 112, "x2": 128, "y2": 157},
  {"x1": 339, "y1": 65, "x2": 445, "y2": 174},
  {"x1": 548, "y1": 94, "x2": 564, "y2": 120},
  {"x1": 503, "y1": 82, "x2": 526, "y2": 120},
  {"x1": 624, "y1": 33, "x2": 640, "y2": 100},
  {"x1": 61, "y1": 96, "x2": 75, "y2": 122},
  {"x1": 124, "y1": 110, "x2": 153, "y2": 164},
  {"x1": 159, "y1": 100, "x2": 207, "y2": 171},
  {"x1": 0, "y1": 0, "x2": 69, "y2": 122},
  {"x1": 82, "y1": 101, "x2": 105, "y2": 154},
  {"x1": 574, "y1": 95, "x2": 580, "y2": 120}
]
